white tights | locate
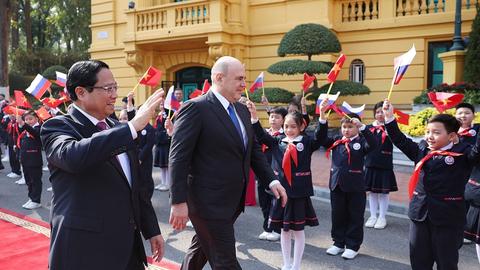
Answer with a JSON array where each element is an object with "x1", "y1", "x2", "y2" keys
[
  {"x1": 159, "y1": 168, "x2": 170, "y2": 187},
  {"x1": 281, "y1": 230, "x2": 305, "y2": 270},
  {"x1": 368, "y1": 193, "x2": 389, "y2": 219}
]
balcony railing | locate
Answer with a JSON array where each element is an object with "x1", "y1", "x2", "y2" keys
[{"x1": 336, "y1": 0, "x2": 479, "y2": 28}]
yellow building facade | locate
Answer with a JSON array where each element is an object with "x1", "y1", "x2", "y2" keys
[{"x1": 90, "y1": 0, "x2": 478, "y2": 112}]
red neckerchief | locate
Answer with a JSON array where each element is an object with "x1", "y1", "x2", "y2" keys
[
  {"x1": 458, "y1": 128, "x2": 474, "y2": 137},
  {"x1": 282, "y1": 143, "x2": 298, "y2": 187},
  {"x1": 262, "y1": 129, "x2": 281, "y2": 152},
  {"x1": 16, "y1": 129, "x2": 35, "y2": 149},
  {"x1": 408, "y1": 150, "x2": 463, "y2": 199},
  {"x1": 153, "y1": 113, "x2": 164, "y2": 129},
  {"x1": 370, "y1": 125, "x2": 387, "y2": 144},
  {"x1": 326, "y1": 138, "x2": 351, "y2": 164}
]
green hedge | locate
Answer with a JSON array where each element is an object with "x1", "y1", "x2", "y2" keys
[
  {"x1": 306, "y1": 80, "x2": 371, "y2": 101},
  {"x1": 43, "y1": 65, "x2": 68, "y2": 80},
  {"x1": 278, "y1": 23, "x2": 341, "y2": 57},
  {"x1": 8, "y1": 72, "x2": 35, "y2": 93},
  {"x1": 268, "y1": 59, "x2": 332, "y2": 75},
  {"x1": 248, "y1": 87, "x2": 295, "y2": 103}
]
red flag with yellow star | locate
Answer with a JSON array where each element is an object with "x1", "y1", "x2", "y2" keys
[
  {"x1": 327, "y1": 54, "x2": 346, "y2": 83},
  {"x1": 393, "y1": 109, "x2": 410, "y2": 125},
  {"x1": 42, "y1": 97, "x2": 64, "y2": 108},
  {"x1": 302, "y1": 73, "x2": 316, "y2": 92},
  {"x1": 2, "y1": 105, "x2": 26, "y2": 115},
  {"x1": 189, "y1": 89, "x2": 203, "y2": 99},
  {"x1": 427, "y1": 92, "x2": 464, "y2": 113},
  {"x1": 14, "y1": 90, "x2": 32, "y2": 109},
  {"x1": 139, "y1": 66, "x2": 162, "y2": 86},
  {"x1": 35, "y1": 107, "x2": 53, "y2": 121}
]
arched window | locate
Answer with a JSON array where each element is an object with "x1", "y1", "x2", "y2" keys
[{"x1": 349, "y1": 59, "x2": 365, "y2": 84}]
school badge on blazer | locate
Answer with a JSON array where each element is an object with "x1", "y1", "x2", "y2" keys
[
  {"x1": 444, "y1": 156, "x2": 455, "y2": 165},
  {"x1": 352, "y1": 143, "x2": 361, "y2": 150}
]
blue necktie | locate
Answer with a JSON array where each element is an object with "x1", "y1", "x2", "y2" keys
[{"x1": 227, "y1": 104, "x2": 244, "y2": 146}]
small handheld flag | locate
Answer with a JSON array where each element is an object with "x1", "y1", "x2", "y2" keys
[
  {"x1": 189, "y1": 89, "x2": 203, "y2": 99},
  {"x1": 55, "y1": 71, "x2": 67, "y2": 87},
  {"x1": 327, "y1": 54, "x2": 346, "y2": 83},
  {"x1": 35, "y1": 107, "x2": 53, "y2": 121},
  {"x1": 42, "y1": 97, "x2": 64, "y2": 108},
  {"x1": 26, "y1": 74, "x2": 51, "y2": 100},
  {"x1": 139, "y1": 66, "x2": 162, "y2": 87},
  {"x1": 302, "y1": 73, "x2": 316, "y2": 92},
  {"x1": 14, "y1": 90, "x2": 32, "y2": 109},
  {"x1": 249, "y1": 72, "x2": 264, "y2": 93},
  {"x1": 393, "y1": 109, "x2": 410, "y2": 125},
  {"x1": 340, "y1": 101, "x2": 365, "y2": 116},
  {"x1": 388, "y1": 45, "x2": 416, "y2": 100},
  {"x1": 164, "y1": 86, "x2": 181, "y2": 112},
  {"x1": 427, "y1": 92, "x2": 464, "y2": 113},
  {"x1": 315, "y1": 92, "x2": 340, "y2": 114},
  {"x1": 3, "y1": 105, "x2": 27, "y2": 116},
  {"x1": 202, "y1": 79, "x2": 211, "y2": 94}
]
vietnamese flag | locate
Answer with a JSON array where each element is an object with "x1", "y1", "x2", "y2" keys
[
  {"x1": 42, "y1": 97, "x2": 63, "y2": 108},
  {"x1": 14, "y1": 90, "x2": 32, "y2": 108},
  {"x1": 139, "y1": 66, "x2": 162, "y2": 86},
  {"x1": 35, "y1": 107, "x2": 53, "y2": 121},
  {"x1": 427, "y1": 92, "x2": 464, "y2": 112},
  {"x1": 327, "y1": 54, "x2": 346, "y2": 83},
  {"x1": 2, "y1": 105, "x2": 26, "y2": 116},
  {"x1": 393, "y1": 109, "x2": 410, "y2": 125},
  {"x1": 59, "y1": 91, "x2": 71, "y2": 102},
  {"x1": 189, "y1": 89, "x2": 203, "y2": 99},
  {"x1": 302, "y1": 73, "x2": 316, "y2": 92},
  {"x1": 202, "y1": 79, "x2": 211, "y2": 94}
]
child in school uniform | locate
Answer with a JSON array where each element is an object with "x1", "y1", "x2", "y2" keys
[
  {"x1": 454, "y1": 102, "x2": 479, "y2": 245},
  {"x1": 248, "y1": 101, "x2": 320, "y2": 270},
  {"x1": 255, "y1": 106, "x2": 288, "y2": 242},
  {"x1": 153, "y1": 98, "x2": 172, "y2": 191},
  {"x1": 2, "y1": 114, "x2": 22, "y2": 179},
  {"x1": 288, "y1": 96, "x2": 310, "y2": 127},
  {"x1": 383, "y1": 99, "x2": 480, "y2": 270},
  {"x1": 317, "y1": 99, "x2": 378, "y2": 260},
  {"x1": 364, "y1": 101, "x2": 398, "y2": 229},
  {"x1": 17, "y1": 110, "x2": 43, "y2": 210}
]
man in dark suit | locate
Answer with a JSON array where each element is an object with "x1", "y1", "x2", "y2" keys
[
  {"x1": 169, "y1": 56, "x2": 287, "y2": 270},
  {"x1": 40, "y1": 60, "x2": 165, "y2": 270}
]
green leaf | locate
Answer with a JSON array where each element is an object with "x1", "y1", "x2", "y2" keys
[{"x1": 267, "y1": 60, "x2": 332, "y2": 75}]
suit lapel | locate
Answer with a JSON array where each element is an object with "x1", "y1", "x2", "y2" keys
[
  {"x1": 70, "y1": 107, "x2": 132, "y2": 189},
  {"x1": 206, "y1": 92, "x2": 244, "y2": 152}
]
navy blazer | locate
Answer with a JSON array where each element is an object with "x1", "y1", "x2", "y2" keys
[
  {"x1": 253, "y1": 122, "x2": 322, "y2": 198},
  {"x1": 458, "y1": 123, "x2": 480, "y2": 146},
  {"x1": 365, "y1": 124, "x2": 394, "y2": 170},
  {"x1": 41, "y1": 106, "x2": 160, "y2": 270},
  {"x1": 169, "y1": 91, "x2": 277, "y2": 220},
  {"x1": 317, "y1": 121, "x2": 378, "y2": 192},
  {"x1": 18, "y1": 124, "x2": 43, "y2": 167},
  {"x1": 386, "y1": 119, "x2": 480, "y2": 227}
]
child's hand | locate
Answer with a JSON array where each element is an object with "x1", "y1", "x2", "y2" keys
[
  {"x1": 382, "y1": 99, "x2": 394, "y2": 120},
  {"x1": 318, "y1": 99, "x2": 329, "y2": 121},
  {"x1": 246, "y1": 100, "x2": 258, "y2": 120},
  {"x1": 165, "y1": 118, "x2": 174, "y2": 136},
  {"x1": 351, "y1": 117, "x2": 363, "y2": 129},
  {"x1": 261, "y1": 95, "x2": 269, "y2": 106}
]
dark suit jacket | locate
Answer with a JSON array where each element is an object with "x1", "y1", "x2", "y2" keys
[
  {"x1": 169, "y1": 91, "x2": 277, "y2": 220},
  {"x1": 317, "y1": 121, "x2": 378, "y2": 192},
  {"x1": 386, "y1": 119, "x2": 480, "y2": 227},
  {"x1": 18, "y1": 124, "x2": 43, "y2": 167},
  {"x1": 40, "y1": 106, "x2": 161, "y2": 270}
]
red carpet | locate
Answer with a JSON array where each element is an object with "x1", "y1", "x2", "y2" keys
[{"x1": 0, "y1": 208, "x2": 180, "y2": 270}]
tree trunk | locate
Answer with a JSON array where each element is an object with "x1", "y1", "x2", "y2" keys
[
  {"x1": 0, "y1": 0, "x2": 11, "y2": 88},
  {"x1": 11, "y1": 0, "x2": 19, "y2": 51},
  {"x1": 24, "y1": 0, "x2": 32, "y2": 52}
]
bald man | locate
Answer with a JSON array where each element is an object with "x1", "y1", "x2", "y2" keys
[{"x1": 169, "y1": 56, "x2": 287, "y2": 269}]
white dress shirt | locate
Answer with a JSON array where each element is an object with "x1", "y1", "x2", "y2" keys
[{"x1": 73, "y1": 103, "x2": 136, "y2": 186}]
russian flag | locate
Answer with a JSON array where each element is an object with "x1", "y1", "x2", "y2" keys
[
  {"x1": 315, "y1": 92, "x2": 340, "y2": 114},
  {"x1": 341, "y1": 101, "x2": 365, "y2": 116},
  {"x1": 164, "y1": 86, "x2": 181, "y2": 112},
  {"x1": 55, "y1": 71, "x2": 67, "y2": 87},
  {"x1": 393, "y1": 45, "x2": 416, "y2": 85},
  {"x1": 26, "y1": 74, "x2": 51, "y2": 100},
  {"x1": 249, "y1": 72, "x2": 264, "y2": 93}
]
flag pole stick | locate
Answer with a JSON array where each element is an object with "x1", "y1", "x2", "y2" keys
[
  {"x1": 387, "y1": 66, "x2": 399, "y2": 100},
  {"x1": 244, "y1": 88, "x2": 249, "y2": 100},
  {"x1": 132, "y1": 69, "x2": 150, "y2": 95},
  {"x1": 167, "y1": 108, "x2": 172, "y2": 120},
  {"x1": 262, "y1": 85, "x2": 265, "y2": 98},
  {"x1": 325, "y1": 82, "x2": 334, "y2": 96}
]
